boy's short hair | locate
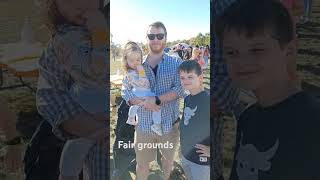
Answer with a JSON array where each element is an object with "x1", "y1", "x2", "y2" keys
[
  {"x1": 215, "y1": 0, "x2": 293, "y2": 48},
  {"x1": 178, "y1": 60, "x2": 202, "y2": 76}
]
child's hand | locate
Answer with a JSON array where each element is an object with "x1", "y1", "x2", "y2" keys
[
  {"x1": 195, "y1": 144, "x2": 210, "y2": 157},
  {"x1": 136, "y1": 65, "x2": 144, "y2": 72}
]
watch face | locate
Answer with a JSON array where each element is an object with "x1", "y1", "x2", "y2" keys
[
  {"x1": 155, "y1": 97, "x2": 161, "y2": 105},
  {"x1": 156, "y1": 100, "x2": 160, "y2": 105}
]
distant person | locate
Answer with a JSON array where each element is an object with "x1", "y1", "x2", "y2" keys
[
  {"x1": 302, "y1": 0, "x2": 313, "y2": 23},
  {"x1": 217, "y1": 0, "x2": 320, "y2": 179},
  {"x1": 183, "y1": 47, "x2": 192, "y2": 60},
  {"x1": 203, "y1": 45, "x2": 210, "y2": 67},
  {"x1": 191, "y1": 48, "x2": 205, "y2": 69},
  {"x1": 177, "y1": 44, "x2": 184, "y2": 59}
]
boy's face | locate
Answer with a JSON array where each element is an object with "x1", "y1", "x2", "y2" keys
[
  {"x1": 179, "y1": 70, "x2": 203, "y2": 91},
  {"x1": 223, "y1": 29, "x2": 291, "y2": 91}
]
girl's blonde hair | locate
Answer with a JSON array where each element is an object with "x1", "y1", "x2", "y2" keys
[
  {"x1": 191, "y1": 48, "x2": 200, "y2": 60},
  {"x1": 122, "y1": 41, "x2": 143, "y2": 72},
  {"x1": 39, "y1": 0, "x2": 67, "y2": 34}
]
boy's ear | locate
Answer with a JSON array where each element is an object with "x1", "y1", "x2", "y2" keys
[
  {"x1": 199, "y1": 74, "x2": 204, "y2": 81},
  {"x1": 284, "y1": 39, "x2": 297, "y2": 58},
  {"x1": 284, "y1": 39, "x2": 298, "y2": 82}
]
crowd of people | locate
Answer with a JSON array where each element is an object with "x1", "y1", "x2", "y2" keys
[{"x1": 167, "y1": 43, "x2": 210, "y2": 69}]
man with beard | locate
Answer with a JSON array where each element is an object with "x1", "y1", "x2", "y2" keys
[{"x1": 122, "y1": 21, "x2": 186, "y2": 180}]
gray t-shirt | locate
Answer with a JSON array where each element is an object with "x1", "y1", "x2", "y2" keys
[{"x1": 180, "y1": 90, "x2": 210, "y2": 165}]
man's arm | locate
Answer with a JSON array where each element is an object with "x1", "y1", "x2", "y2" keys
[
  {"x1": 143, "y1": 58, "x2": 186, "y2": 111},
  {"x1": 159, "y1": 91, "x2": 178, "y2": 103},
  {"x1": 37, "y1": 88, "x2": 106, "y2": 139},
  {"x1": 37, "y1": 46, "x2": 107, "y2": 140},
  {"x1": 143, "y1": 91, "x2": 178, "y2": 111}
]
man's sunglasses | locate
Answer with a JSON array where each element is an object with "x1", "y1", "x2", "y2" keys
[{"x1": 147, "y1": 33, "x2": 165, "y2": 40}]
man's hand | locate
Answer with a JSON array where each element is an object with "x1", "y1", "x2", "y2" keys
[
  {"x1": 62, "y1": 112, "x2": 106, "y2": 138},
  {"x1": 142, "y1": 96, "x2": 160, "y2": 111},
  {"x1": 86, "y1": 127, "x2": 108, "y2": 141},
  {"x1": 195, "y1": 144, "x2": 210, "y2": 157},
  {"x1": 128, "y1": 97, "x2": 144, "y2": 105}
]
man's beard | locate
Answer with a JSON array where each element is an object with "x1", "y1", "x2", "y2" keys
[{"x1": 149, "y1": 42, "x2": 166, "y2": 54}]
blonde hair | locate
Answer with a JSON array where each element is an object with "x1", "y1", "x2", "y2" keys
[
  {"x1": 191, "y1": 48, "x2": 200, "y2": 60},
  {"x1": 122, "y1": 41, "x2": 143, "y2": 72}
]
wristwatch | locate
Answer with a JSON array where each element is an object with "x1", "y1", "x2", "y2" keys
[
  {"x1": 155, "y1": 96, "x2": 161, "y2": 105},
  {"x1": 3, "y1": 136, "x2": 22, "y2": 145}
]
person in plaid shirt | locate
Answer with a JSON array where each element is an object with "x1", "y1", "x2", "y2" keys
[
  {"x1": 36, "y1": 0, "x2": 109, "y2": 179},
  {"x1": 212, "y1": 0, "x2": 240, "y2": 179},
  {"x1": 122, "y1": 21, "x2": 186, "y2": 180}
]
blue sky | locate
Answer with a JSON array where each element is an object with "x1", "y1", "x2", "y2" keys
[{"x1": 111, "y1": 0, "x2": 210, "y2": 45}]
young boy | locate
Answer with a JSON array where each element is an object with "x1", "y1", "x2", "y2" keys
[
  {"x1": 178, "y1": 60, "x2": 210, "y2": 180},
  {"x1": 216, "y1": 0, "x2": 320, "y2": 179}
]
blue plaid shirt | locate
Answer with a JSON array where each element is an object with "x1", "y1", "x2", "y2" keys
[
  {"x1": 212, "y1": 0, "x2": 240, "y2": 179},
  {"x1": 212, "y1": 0, "x2": 240, "y2": 112},
  {"x1": 36, "y1": 24, "x2": 108, "y2": 180},
  {"x1": 122, "y1": 53, "x2": 186, "y2": 134}
]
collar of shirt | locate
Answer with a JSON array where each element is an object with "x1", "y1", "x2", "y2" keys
[{"x1": 142, "y1": 53, "x2": 167, "y2": 67}]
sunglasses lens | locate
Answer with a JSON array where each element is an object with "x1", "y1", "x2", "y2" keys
[
  {"x1": 147, "y1": 34, "x2": 155, "y2": 40},
  {"x1": 156, "y1": 34, "x2": 164, "y2": 40}
]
